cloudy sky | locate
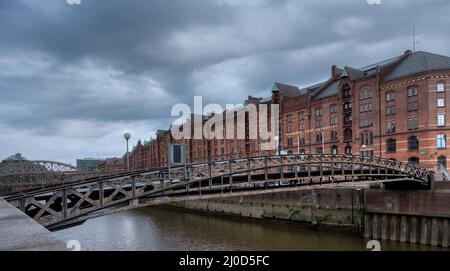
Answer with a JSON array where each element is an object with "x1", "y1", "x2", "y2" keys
[{"x1": 1, "y1": 0, "x2": 449, "y2": 164}]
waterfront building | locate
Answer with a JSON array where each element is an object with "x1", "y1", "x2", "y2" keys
[{"x1": 127, "y1": 50, "x2": 450, "y2": 173}]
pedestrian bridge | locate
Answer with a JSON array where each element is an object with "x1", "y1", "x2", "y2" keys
[{"x1": 3, "y1": 155, "x2": 434, "y2": 229}]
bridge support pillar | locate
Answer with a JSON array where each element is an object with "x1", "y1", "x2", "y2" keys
[
  {"x1": 364, "y1": 214, "x2": 372, "y2": 238},
  {"x1": 431, "y1": 218, "x2": 439, "y2": 246},
  {"x1": 381, "y1": 215, "x2": 388, "y2": 240},
  {"x1": 420, "y1": 217, "x2": 429, "y2": 245},
  {"x1": 129, "y1": 199, "x2": 139, "y2": 207},
  {"x1": 442, "y1": 219, "x2": 449, "y2": 248},
  {"x1": 410, "y1": 217, "x2": 418, "y2": 243},
  {"x1": 400, "y1": 216, "x2": 409, "y2": 243}
]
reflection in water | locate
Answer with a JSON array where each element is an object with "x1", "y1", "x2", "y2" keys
[{"x1": 54, "y1": 206, "x2": 445, "y2": 251}]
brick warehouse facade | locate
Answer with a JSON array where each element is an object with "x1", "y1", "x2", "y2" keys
[{"x1": 125, "y1": 50, "x2": 450, "y2": 173}]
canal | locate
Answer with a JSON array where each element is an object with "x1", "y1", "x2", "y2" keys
[{"x1": 54, "y1": 206, "x2": 444, "y2": 251}]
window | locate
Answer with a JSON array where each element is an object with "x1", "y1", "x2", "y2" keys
[
  {"x1": 331, "y1": 131, "x2": 338, "y2": 141},
  {"x1": 386, "y1": 91, "x2": 395, "y2": 102},
  {"x1": 344, "y1": 102, "x2": 352, "y2": 110},
  {"x1": 408, "y1": 136, "x2": 419, "y2": 151},
  {"x1": 360, "y1": 103, "x2": 373, "y2": 113},
  {"x1": 386, "y1": 139, "x2": 396, "y2": 153},
  {"x1": 438, "y1": 156, "x2": 447, "y2": 172},
  {"x1": 287, "y1": 137, "x2": 293, "y2": 147},
  {"x1": 299, "y1": 123, "x2": 305, "y2": 130},
  {"x1": 408, "y1": 117, "x2": 419, "y2": 130},
  {"x1": 316, "y1": 147, "x2": 323, "y2": 155},
  {"x1": 360, "y1": 132, "x2": 373, "y2": 146},
  {"x1": 315, "y1": 120, "x2": 323, "y2": 128},
  {"x1": 407, "y1": 101, "x2": 418, "y2": 111},
  {"x1": 299, "y1": 112, "x2": 305, "y2": 120},
  {"x1": 386, "y1": 120, "x2": 396, "y2": 134},
  {"x1": 437, "y1": 135, "x2": 447, "y2": 149},
  {"x1": 386, "y1": 105, "x2": 396, "y2": 115},
  {"x1": 345, "y1": 145, "x2": 352, "y2": 155},
  {"x1": 298, "y1": 136, "x2": 305, "y2": 145},
  {"x1": 287, "y1": 114, "x2": 293, "y2": 123},
  {"x1": 437, "y1": 83, "x2": 445, "y2": 92},
  {"x1": 408, "y1": 157, "x2": 420, "y2": 166},
  {"x1": 360, "y1": 87, "x2": 373, "y2": 100},
  {"x1": 360, "y1": 118, "x2": 373, "y2": 128},
  {"x1": 315, "y1": 108, "x2": 323, "y2": 116},
  {"x1": 316, "y1": 133, "x2": 323, "y2": 143},
  {"x1": 438, "y1": 114, "x2": 446, "y2": 127},
  {"x1": 408, "y1": 86, "x2": 418, "y2": 97},
  {"x1": 287, "y1": 126, "x2": 293, "y2": 133},
  {"x1": 332, "y1": 146, "x2": 339, "y2": 155},
  {"x1": 330, "y1": 104, "x2": 337, "y2": 114},
  {"x1": 437, "y1": 99, "x2": 445, "y2": 107},
  {"x1": 330, "y1": 116, "x2": 337, "y2": 125}
]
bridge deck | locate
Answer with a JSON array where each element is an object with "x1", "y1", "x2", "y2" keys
[{"x1": 0, "y1": 197, "x2": 67, "y2": 251}]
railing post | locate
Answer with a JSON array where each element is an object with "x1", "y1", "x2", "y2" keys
[
  {"x1": 280, "y1": 156, "x2": 284, "y2": 180},
  {"x1": 264, "y1": 157, "x2": 268, "y2": 182},
  {"x1": 62, "y1": 189, "x2": 68, "y2": 219},
  {"x1": 229, "y1": 160, "x2": 233, "y2": 193},
  {"x1": 307, "y1": 156, "x2": 311, "y2": 182},
  {"x1": 19, "y1": 197, "x2": 26, "y2": 212},
  {"x1": 320, "y1": 155, "x2": 323, "y2": 184},
  {"x1": 131, "y1": 176, "x2": 136, "y2": 198},
  {"x1": 351, "y1": 156, "x2": 355, "y2": 182},
  {"x1": 99, "y1": 182, "x2": 104, "y2": 208},
  {"x1": 208, "y1": 162, "x2": 212, "y2": 189},
  {"x1": 247, "y1": 158, "x2": 251, "y2": 183},
  {"x1": 331, "y1": 160, "x2": 334, "y2": 183}
]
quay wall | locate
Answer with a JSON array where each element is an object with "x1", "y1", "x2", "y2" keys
[{"x1": 170, "y1": 182, "x2": 450, "y2": 247}]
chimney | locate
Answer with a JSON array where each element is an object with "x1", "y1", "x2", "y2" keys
[{"x1": 331, "y1": 65, "x2": 342, "y2": 78}]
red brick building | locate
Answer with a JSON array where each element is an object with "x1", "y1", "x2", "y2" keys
[{"x1": 128, "y1": 50, "x2": 450, "y2": 173}]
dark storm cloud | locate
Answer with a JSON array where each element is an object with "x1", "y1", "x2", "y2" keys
[{"x1": 1, "y1": 0, "x2": 450, "y2": 162}]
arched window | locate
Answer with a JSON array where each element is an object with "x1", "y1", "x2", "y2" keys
[
  {"x1": 438, "y1": 156, "x2": 447, "y2": 172},
  {"x1": 360, "y1": 86, "x2": 372, "y2": 100},
  {"x1": 408, "y1": 157, "x2": 420, "y2": 166},
  {"x1": 386, "y1": 139, "x2": 396, "y2": 153},
  {"x1": 345, "y1": 144, "x2": 352, "y2": 155},
  {"x1": 331, "y1": 146, "x2": 339, "y2": 155},
  {"x1": 408, "y1": 136, "x2": 419, "y2": 151}
]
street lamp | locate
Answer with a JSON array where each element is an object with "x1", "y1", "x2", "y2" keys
[
  {"x1": 124, "y1": 132, "x2": 131, "y2": 171},
  {"x1": 274, "y1": 136, "x2": 280, "y2": 155}
]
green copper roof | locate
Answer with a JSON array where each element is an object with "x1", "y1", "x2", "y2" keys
[{"x1": 271, "y1": 83, "x2": 280, "y2": 92}]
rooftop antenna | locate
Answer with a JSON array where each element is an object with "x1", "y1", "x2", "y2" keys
[{"x1": 412, "y1": 25, "x2": 419, "y2": 52}]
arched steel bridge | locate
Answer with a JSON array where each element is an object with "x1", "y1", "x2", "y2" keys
[
  {"x1": 0, "y1": 160, "x2": 78, "y2": 176},
  {"x1": 4, "y1": 154, "x2": 434, "y2": 230},
  {"x1": 0, "y1": 160, "x2": 104, "y2": 193}
]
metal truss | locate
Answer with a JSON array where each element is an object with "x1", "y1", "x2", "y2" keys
[{"x1": 5, "y1": 154, "x2": 434, "y2": 229}]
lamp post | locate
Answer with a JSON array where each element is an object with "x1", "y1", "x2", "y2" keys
[
  {"x1": 274, "y1": 136, "x2": 280, "y2": 155},
  {"x1": 124, "y1": 132, "x2": 131, "y2": 171}
]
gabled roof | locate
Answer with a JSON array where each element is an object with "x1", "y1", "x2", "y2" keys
[
  {"x1": 271, "y1": 82, "x2": 302, "y2": 98},
  {"x1": 343, "y1": 66, "x2": 366, "y2": 81},
  {"x1": 312, "y1": 80, "x2": 340, "y2": 100},
  {"x1": 383, "y1": 51, "x2": 450, "y2": 82}
]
